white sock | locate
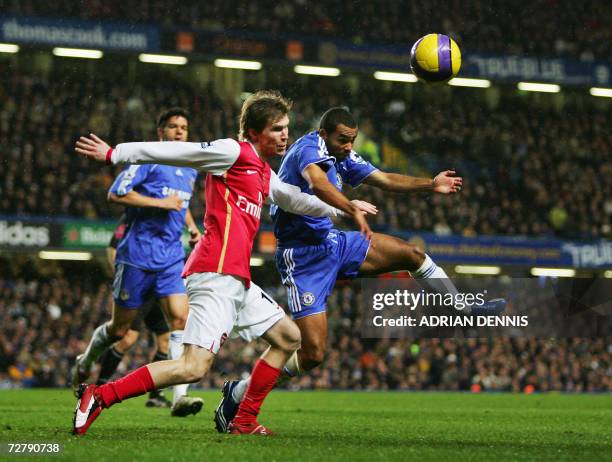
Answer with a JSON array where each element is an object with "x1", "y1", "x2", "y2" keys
[
  {"x1": 282, "y1": 350, "x2": 301, "y2": 378},
  {"x1": 232, "y1": 378, "x2": 250, "y2": 402},
  {"x1": 411, "y1": 254, "x2": 471, "y2": 314},
  {"x1": 169, "y1": 330, "x2": 188, "y2": 404},
  {"x1": 81, "y1": 323, "x2": 114, "y2": 370}
]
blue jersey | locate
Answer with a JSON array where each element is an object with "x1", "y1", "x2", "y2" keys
[
  {"x1": 272, "y1": 131, "x2": 377, "y2": 245},
  {"x1": 109, "y1": 164, "x2": 198, "y2": 271}
]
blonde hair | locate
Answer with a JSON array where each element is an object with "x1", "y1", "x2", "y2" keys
[{"x1": 239, "y1": 90, "x2": 292, "y2": 141}]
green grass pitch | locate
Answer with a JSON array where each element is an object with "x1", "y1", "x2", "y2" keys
[{"x1": 0, "y1": 390, "x2": 610, "y2": 461}]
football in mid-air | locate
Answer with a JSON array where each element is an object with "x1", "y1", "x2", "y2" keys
[{"x1": 410, "y1": 33, "x2": 461, "y2": 82}]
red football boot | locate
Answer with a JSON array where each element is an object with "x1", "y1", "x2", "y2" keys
[
  {"x1": 73, "y1": 384, "x2": 103, "y2": 435},
  {"x1": 228, "y1": 420, "x2": 275, "y2": 436}
]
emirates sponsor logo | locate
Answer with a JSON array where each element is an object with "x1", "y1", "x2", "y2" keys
[{"x1": 236, "y1": 193, "x2": 263, "y2": 220}]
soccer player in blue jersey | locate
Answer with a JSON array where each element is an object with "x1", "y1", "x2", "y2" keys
[
  {"x1": 73, "y1": 108, "x2": 204, "y2": 417},
  {"x1": 95, "y1": 214, "x2": 172, "y2": 409},
  {"x1": 215, "y1": 107, "x2": 506, "y2": 431}
]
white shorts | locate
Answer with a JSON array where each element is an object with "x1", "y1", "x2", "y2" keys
[{"x1": 183, "y1": 272, "x2": 285, "y2": 354}]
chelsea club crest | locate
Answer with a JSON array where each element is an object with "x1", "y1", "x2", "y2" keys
[{"x1": 301, "y1": 292, "x2": 316, "y2": 306}]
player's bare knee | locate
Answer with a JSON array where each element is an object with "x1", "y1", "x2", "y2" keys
[
  {"x1": 169, "y1": 316, "x2": 187, "y2": 331},
  {"x1": 266, "y1": 317, "x2": 301, "y2": 354}
]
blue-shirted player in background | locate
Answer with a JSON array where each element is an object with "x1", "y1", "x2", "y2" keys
[
  {"x1": 73, "y1": 108, "x2": 204, "y2": 418},
  {"x1": 215, "y1": 107, "x2": 506, "y2": 431}
]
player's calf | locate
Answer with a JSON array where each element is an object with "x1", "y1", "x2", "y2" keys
[
  {"x1": 174, "y1": 351, "x2": 212, "y2": 384},
  {"x1": 293, "y1": 313, "x2": 327, "y2": 371},
  {"x1": 399, "y1": 242, "x2": 426, "y2": 272},
  {"x1": 105, "y1": 322, "x2": 132, "y2": 340}
]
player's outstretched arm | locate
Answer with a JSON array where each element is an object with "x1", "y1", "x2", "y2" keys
[
  {"x1": 76, "y1": 134, "x2": 240, "y2": 174},
  {"x1": 301, "y1": 164, "x2": 372, "y2": 239},
  {"x1": 108, "y1": 191, "x2": 183, "y2": 211},
  {"x1": 267, "y1": 172, "x2": 377, "y2": 220},
  {"x1": 267, "y1": 172, "x2": 340, "y2": 218},
  {"x1": 363, "y1": 170, "x2": 462, "y2": 194},
  {"x1": 75, "y1": 134, "x2": 112, "y2": 162},
  {"x1": 432, "y1": 170, "x2": 463, "y2": 194}
]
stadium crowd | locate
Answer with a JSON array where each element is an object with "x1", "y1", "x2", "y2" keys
[
  {"x1": 1, "y1": 55, "x2": 610, "y2": 393},
  {"x1": 1, "y1": 264, "x2": 610, "y2": 392},
  {"x1": 3, "y1": 0, "x2": 611, "y2": 60},
  {"x1": 1, "y1": 66, "x2": 610, "y2": 239}
]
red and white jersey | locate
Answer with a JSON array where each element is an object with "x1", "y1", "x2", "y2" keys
[
  {"x1": 187, "y1": 141, "x2": 270, "y2": 282},
  {"x1": 112, "y1": 139, "x2": 343, "y2": 285}
]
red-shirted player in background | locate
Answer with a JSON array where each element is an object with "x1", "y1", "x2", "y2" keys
[{"x1": 72, "y1": 91, "x2": 376, "y2": 436}]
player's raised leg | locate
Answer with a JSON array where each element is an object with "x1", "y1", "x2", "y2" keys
[
  {"x1": 73, "y1": 344, "x2": 213, "y2": 435},
  {"x1": 359, "y1": 232, "x2": 505, "y2": 315}
]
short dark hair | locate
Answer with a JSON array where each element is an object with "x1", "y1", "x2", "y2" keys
[
  {"x1": 157, "y1": 107, "x2": 190, "y2": 129},
  {"x1": 319, "y1": 107, "x2": 357, "y2": 133},
  {"x1": 239, "y1": 90, "x2": 292, "y2": 140}
]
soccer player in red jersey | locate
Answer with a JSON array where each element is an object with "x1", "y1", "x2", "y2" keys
[{"x1": 72, "y1": 91, "x2": 376, "y2": 436}]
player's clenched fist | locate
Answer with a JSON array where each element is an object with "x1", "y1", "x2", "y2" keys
[
  {"x1": 188, "y1": 227, "x2": 202, "y2": 248},
  {"x1": 75, "y1": 134, "x2": 112, "y2": 163}
]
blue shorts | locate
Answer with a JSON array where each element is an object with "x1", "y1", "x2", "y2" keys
[
  {"x1": 275, "y1": 230, "x2": 370, "y2": 320},
  {"x1": 112, "y1": 260, "x2": 186, "y2": 309}
]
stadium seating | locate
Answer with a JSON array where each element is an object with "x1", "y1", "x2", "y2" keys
[
  {"x1": 0, "y1": 67, "x2": 610, "y2": 239},
  {"x1": 0, "y1": 264, "x2": 609, "y2": 391},
  {"x1": 0, "y1": 10, "x2": 609, "y2": 392},
  {"x1": 3, "y1": 0, "x2": 610, "y2": 60}
]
